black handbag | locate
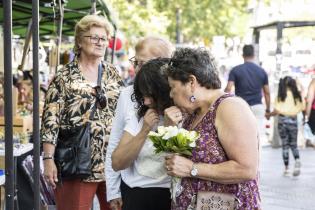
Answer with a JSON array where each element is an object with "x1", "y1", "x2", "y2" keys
[{"x1": 54, "y1": 63, "x2": 103, "y2": 180}]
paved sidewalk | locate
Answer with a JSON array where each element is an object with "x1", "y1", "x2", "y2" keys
[
  {"x1": 93, "y1": 146, "x2": 315, "y2": 210},
  {"x1": 260, "y1": 146, "x2": 315, "y2": 210}
]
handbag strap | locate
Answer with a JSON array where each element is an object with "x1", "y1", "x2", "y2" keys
[{"x1": 88, "y1": 63, "x2": 103, "y2": 122}]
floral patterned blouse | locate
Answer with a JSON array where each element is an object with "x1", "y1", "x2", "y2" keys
[
  {"x1": 172, "y1": 94, "x2": 261, "y2": 210},
  {"x1": 41, "y1": 57, "x2": 123, "y2": 182}
]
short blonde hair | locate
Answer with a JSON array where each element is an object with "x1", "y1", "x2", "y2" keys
[
  {"x1": 74, "y1": 15, "x2": 112, "y2": 55},
  {"x1": 135, "y1": 36, "x2": 174, "y2": 58}
]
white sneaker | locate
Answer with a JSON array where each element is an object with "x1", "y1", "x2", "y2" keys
[
  {"x1": 283, "y1": 168, "x2": 290, "y2": 177},
  {"x1": 293, "y1": 160, "x2": 301, "y2": 176}
]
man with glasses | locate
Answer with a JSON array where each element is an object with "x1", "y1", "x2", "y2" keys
[{"x1": 105, "y1": 36, "x2": 173, "y2": 210}]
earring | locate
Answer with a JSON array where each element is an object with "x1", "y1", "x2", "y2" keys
[{"x1": 190, "y1": 95, "x2": 196, "y2": 103}]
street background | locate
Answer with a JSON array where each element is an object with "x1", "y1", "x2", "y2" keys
[
  {"x1": 92, "y1": 146, "x2": 315, "y2": 210},
  {"x1": 260, "y1": 146, "x2": 315, "y2": 210}
]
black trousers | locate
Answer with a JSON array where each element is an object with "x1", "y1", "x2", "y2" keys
[{"x1": 120, "y1": 180, "x2": 171, "y2": 210}]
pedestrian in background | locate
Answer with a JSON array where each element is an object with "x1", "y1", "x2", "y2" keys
[
  {"x1": 105, "y1": 36, "x2": 174, "y2": 210},
  {"x1": 267, "y1": 76, "x2": 305, "y2": 176},
  {"x1": 41, "y1": 15, "x2": 123, "y2": 210},
  {"x1": 305, "y1": 78, "x2": 315, "y2": 138},
  {"x1": 225, "y1": 44, "x2": 270, "y2": 146}
]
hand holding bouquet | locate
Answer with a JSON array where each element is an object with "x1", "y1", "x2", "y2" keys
[
  {"x1": 148, "y1": 126, "x2": 200, "y2": 156},
  {"x1": 148, "y1": 126, "x2": 200, "y2": 202}
]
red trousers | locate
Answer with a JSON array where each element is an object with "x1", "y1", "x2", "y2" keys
[{"x1": 55, "y1": 179, "x2": 110, "y2": 210}]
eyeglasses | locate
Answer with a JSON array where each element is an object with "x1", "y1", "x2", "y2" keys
[
  {"x1": 129, "y1": 56, "x2": 146, "y2": 68},
  {"x1": 84, "y1": 35, "x2": 108, "y2": 44}
]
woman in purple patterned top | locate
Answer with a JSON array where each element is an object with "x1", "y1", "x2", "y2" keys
[{"x1": 164, "y1": 48, "x2": 261, "y2": 209}]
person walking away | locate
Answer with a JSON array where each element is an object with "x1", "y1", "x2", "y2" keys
[
  {"x1": 225, "y1": 44, "x2": 270, "y2": 146},
  {"x1": 267, "y1": 76, "x2": 305, "y2": 176}
]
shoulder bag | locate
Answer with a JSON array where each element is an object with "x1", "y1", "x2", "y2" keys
[
  {"x1": 54, "y1": 63, "x2": 103, "y2": 180},
  {"x1": 187, "y1": 180, "x2": 239, "y2": 210}
]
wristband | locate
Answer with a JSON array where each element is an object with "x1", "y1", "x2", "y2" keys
[
  {"x1": 43, "y1": 152, "x2": 54, "y2": 160},
  {"x1": 43, "y1": 156, "x2": 53, "y2": 161}
]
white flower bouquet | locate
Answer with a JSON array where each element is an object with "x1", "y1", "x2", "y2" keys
[
  {"x1": 148, "y1": 126, "x2": 200, "y2": 202},
  {"x1": 148, "y1": 126, "x2": 200, "y2": 156}
]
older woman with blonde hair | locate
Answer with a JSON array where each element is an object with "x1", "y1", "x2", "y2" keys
[{"x1": 41, "y1": 15, "x2": 123, "y2": 210}]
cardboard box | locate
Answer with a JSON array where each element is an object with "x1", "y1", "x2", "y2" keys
[
  {"x1": 0, "y1": 158, "x2": 3, "y2": 170},
  {"x1": 0, "y1": 115, "x2": 33, "y2": 133}
]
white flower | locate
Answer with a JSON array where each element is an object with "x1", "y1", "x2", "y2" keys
[
  {"x1": 189, "y1": 140, "x2": 196, "y2": 148},
  {"x1": 187, "y1": 131, "x2": 200, "y2": 141},
  {"x1": 162, "y1": 126, "x2": 179, "y2": 140},
  {"x1": 157, "y1": 126, "x2": 167, "y2": 135},
  {"x1": 148, "y1": 131, "x2": 161, "y2": 137},
  {"x1": 178, "y1": 128, "x2": 189, "y2": 136}
]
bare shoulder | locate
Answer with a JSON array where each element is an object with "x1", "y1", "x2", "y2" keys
[
  {"x1": 217, "y1": 96, "x2": 250, "y2": 112},
  {"x1": 216, "y1": 96, "x2": 254, "y2": 122}
]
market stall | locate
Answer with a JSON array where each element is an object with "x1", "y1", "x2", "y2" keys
[{"x1": 0, "y1": 1, "x2": 117, "y2": 209}]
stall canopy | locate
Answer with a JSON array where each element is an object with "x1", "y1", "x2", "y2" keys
[{"x1": 0, "y1": 0, "x2": 116, "y2": 37}]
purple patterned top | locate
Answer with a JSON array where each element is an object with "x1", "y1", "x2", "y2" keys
[{"x1": 172, "y1": 94, "x2": 261, "y2": 210}]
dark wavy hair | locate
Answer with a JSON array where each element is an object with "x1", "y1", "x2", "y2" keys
[
  {"x1": 132, "y1": 58, "x2": 173, "y2": 118},
  {"x1": 166, "y1": 47, "x2": 221, "y2": 89},
  {"x1": 277, "y1": 76, "x2": 302, "y2": 104}
]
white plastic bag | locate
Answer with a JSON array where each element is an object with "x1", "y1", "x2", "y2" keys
[{"x1": 303, "y1": 123, "x2": 315, "y2": 141}]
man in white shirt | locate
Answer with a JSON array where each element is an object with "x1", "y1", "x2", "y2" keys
[{"x1": 105, "y1": 36, "x2": 174, "y2": 210}]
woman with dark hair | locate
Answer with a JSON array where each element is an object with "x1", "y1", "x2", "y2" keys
[
  {"x1": 105, "y1": 36, "x2": 174, "y2": 210},
  {"x1": 268, "y1": 76, "x2": 305, "y2": 176},
  {"x1": 111, "y1": 58, "x2": 179, "y2": 210},
  {"x1": 164, "y1": 47, "x2": 261, "y2": 209},
  {"x1": 133, "y1": 59, "x2": 174, "y2": 119}
]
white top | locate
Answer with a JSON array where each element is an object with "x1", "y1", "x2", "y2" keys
[{"x1": 105, "y1": 86, "x2": 170, "y2": 201}]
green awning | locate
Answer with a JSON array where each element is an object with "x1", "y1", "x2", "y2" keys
[{"x1": 0, "y1": 0, "x2": 115, "y2": 37}]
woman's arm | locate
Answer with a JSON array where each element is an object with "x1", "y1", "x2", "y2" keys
[
  {"x1": 199, "y1": 97, "x2": 259, "y2": 183},
  {"x1": 112, "y1": 109, "x2": 159, "y2": 171},
  {"x1": 165, "y1": 97, "x2": 259, "y2": 184},
  {"x1": 105, "y1": 89, "x2": 127, "y2": 202},
  {"x1": 41, "y1": 72, "x2": 65, "y2": 188}
]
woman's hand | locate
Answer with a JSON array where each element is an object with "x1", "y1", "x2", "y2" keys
[
  {"x1": 165, "y1": 154, "x2": 193, "y2": 178},
  {"x1": 164, "y1": 106, "x2": 183, "y2": 126},
  {"x1": 142, "y1": 109, "x2": 159, "y2": 132},
  {"x1": 109, "y1": 198, "x2": 123, "y2": 210},
  {"x1": 43, "y1": 159, "x2": 58, "y2": 189}
]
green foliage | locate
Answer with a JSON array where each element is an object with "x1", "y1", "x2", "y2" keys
[
  {"x1": 148, "y1": 126, "x2": 199, "y2": 157},
  {"x1": 107, "y1": 0, "x2": 250, "y2": 43}
]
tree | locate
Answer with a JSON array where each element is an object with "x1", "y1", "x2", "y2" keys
[{"x1": 106, "y1": 0, "x2": 250, "y2": 43}]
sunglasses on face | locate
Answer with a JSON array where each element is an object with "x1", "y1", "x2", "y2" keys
[{"x1": 84, "y1": 35, "x2": 108, "y2": 44}]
